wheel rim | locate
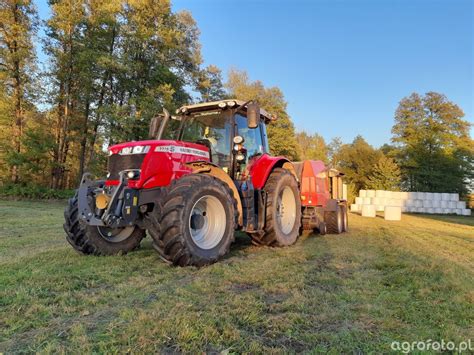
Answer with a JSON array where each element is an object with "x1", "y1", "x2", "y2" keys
[
  {"x1": 189, "y1": 195, "x2": 226, "y2": 250},
  {"x1": 97, "y1": 226, "x2": 135, "y2": 243},
  {"x1": 277, "y1": 186, "x2": 297, "y2": 234}
]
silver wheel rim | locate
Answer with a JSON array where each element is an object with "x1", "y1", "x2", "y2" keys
[
  {"x1": 277, "y1": 186, "x2": 297, "y2": 234},
  {"x1": 189, "y1": 195, "x2": 226, "y2": 250},
  {"x1": 97, "y1": 226, "x2": 134, "y2": 243}
]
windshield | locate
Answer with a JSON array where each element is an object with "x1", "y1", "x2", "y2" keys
[{"x1": 178, "y1": 110, "x2": 232, "y2": 168}]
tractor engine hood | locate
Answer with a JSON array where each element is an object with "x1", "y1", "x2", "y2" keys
[{"x1": 106, "y1": 140, "x2": 210, "y2": 189}]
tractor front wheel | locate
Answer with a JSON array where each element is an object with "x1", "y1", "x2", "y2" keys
[
  {"x1": 64, "y1": 195, "x2": 145, "y2": 255},
  {"x1": 149, "y1": 174, "x2": 237, "y2": 266},
  {"x1": 251, "y1": 168, "x2": 301, "y2": 246}
]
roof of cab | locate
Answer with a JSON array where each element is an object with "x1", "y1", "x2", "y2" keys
[{"x1": 177, "y1": 99, "x2": 274, "y2": 122}]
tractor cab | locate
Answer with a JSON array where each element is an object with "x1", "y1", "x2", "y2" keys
[{"x1": 150, "y1": 100, "x2": 273, "y2": 179}]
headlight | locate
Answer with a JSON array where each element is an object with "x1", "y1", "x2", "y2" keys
[{"x1": 119, "y1": 145, "x2": 150, "y2": 155}]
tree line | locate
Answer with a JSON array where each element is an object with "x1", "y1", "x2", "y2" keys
[{"x1": 0, "y1": 0, "x2": 472, "y2": 198}]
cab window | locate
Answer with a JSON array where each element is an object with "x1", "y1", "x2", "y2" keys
[{"x1": 235, "y1": 114, "x2": 265, "y2": 161}]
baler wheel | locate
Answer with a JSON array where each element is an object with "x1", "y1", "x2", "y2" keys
[
  {"x1": 324, "y1": 204, "x2": 343, "y2": 234},
  {"x1": 251, "y1": 168, "x2": 301, "y2": 246},
  {"x1": 341, "y1": 204, "x2": 349, "y2": 232},
  {"x1": 64, "y1": 195, "x2": 145, "y2": 255},
  {"x1": 149, "y1": 174, "x2": 237, "y2": 266}
]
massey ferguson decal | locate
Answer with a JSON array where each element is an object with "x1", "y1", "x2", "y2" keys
[{"x1": 155, "y1": 145, "x2": 210, "y2": 159}]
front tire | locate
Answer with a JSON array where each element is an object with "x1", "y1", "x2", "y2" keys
[
  {"x1": 64, "y1": 195, "x2": 145, "y2": 255},
  {"x1": 251, "y1": 168, "x2": 302, "y2": 246},
  {"x1": 150, "y1": 174, "x2": 237, "y2": 266}
]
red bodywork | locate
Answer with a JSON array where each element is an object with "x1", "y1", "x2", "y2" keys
[
  {"x1": 107, "y1": 140, "x2": 210, "y2": 189},
  {"x1": 248, "y1": 154, "x2": 290, "y2": 189},
  {"x1": 299, "y1": 160, "x2": 330, "y2": 207}
]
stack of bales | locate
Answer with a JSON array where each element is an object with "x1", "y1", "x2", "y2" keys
[{"x1": 350, "y1": 190, "x2": 471, "y2": 216}]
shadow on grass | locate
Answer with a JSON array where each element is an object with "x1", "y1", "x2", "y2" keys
[{"x1": 405, "y1": 213, "x2": 474, "y2": 227}]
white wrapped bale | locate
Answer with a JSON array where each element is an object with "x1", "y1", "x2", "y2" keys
[
  {"x1": 433, "y1": 192, "x2": 442, "y2": 200},
  {"x1": 456, "y1": 201, "x2": 466, "y2": 209},
  {"x1": 363, "y1": 197, "x2": 372, "y2": 205},
  {"x1": 355, "y1": 197, "x2": 364, "y2": 205},
  {"x1": 376, "y1": 205, "x2": 385, "y2": 212},
  {"x1": 366, "y1": 190, "x2": 376, "y2": 198},
  {"x1": 448, "y1": 201, "x2": 457, "y2": 209},
  {"x1": 432, "y1": 200, "x2": 441, "y2": 208},
  {"x1": 440, "y1": 200, "x2": 448, "y2": 208},
  {"x1": 425, "y1": 193, "x2": 434, "y2": 200},
  {"x1": 441, "y1": 193, "x2": 450, "y2": 201},
  {"x1": 419, "y1": 192, "x2": 427, "y2": 200},
  {"x1": 392, "y1": 191, "x2": 401, "y2": 199},
  {"x1": 375, "y1": 190, "x2": 385, "y2": 198},
  {"x1": 401, "y1": 207, "x2": 407, "y2": 213},
  {"x1": 434, "y1": 208, "x2": 443, "y2": 214},
  {"x1": 450, "y1": 193, "x2": 459, "y2": 201},
  {"x1": 423, "y1": 200, "x2": 433, "y2": 208},
  {"x1": 414, "y1": 200, "x2": 423, "y2": 208},
  {"x1": 405, "y1": 200, "x2": 415, "y2": 207},
  {"x1": 443, "y1": 208, "x2": 451, "y2": 214},
  {"x1": 455, "y1": 209, "x2": 463, "y2": 215},
  {"x1": 462, "y1": 209, "x2": 472, "y2": 216},
  {"x1": 385, "y1": 206, "x2": 401, "y2": 221},
  {"x1": 427, "y1": 208, "x2": 435, "y2": 214},
  {"x1": 385, "y1": 191, "x2": 393, "y2": 199},
  {"x1": 351, "y1": 204, "x2": 360, "y2": 212},
  {"x1": 361, "y1": 204, "x2": 376, "y2": 217},
  {"x1": 342, "y1": 184, "x2": 348, "y2": 200},
  {"x1": 416, "y1": 207, "x2": 424, "y2": 213},
  {"x1": 408, "y1": 192, "x2": 417, "y2": 200},
  {"x1": 359, "y1": 190, "x2": 367, "y2": 198},
  {"x1": 372, "y1": 197, "x2": 381, "y2": 205},
  {"x1": 400, "y1": 192, "x2": 409, "y2": 200}
]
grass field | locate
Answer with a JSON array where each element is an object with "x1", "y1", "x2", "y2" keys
[{"x1": 0, "y1": 200, "x2": 473, "y2": 353}]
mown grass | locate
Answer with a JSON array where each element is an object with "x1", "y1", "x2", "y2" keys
[{"x1": 0, "y1": 200, "x2": 473, "y2": 353}]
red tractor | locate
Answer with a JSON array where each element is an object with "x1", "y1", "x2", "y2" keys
[{"x1": 64, "y1": 100, "x2": 348, "y2": 266}]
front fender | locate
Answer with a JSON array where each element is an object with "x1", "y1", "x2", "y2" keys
[{"x1": 249, "y1": 154, "x2": 297, "y2": 189}]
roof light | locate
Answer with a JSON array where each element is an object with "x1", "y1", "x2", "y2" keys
[
  {"x1": 218, "y1": 102, "x2": 227, "y2": 109},
  {"x1": 227, "y1": 101, "x2": 236, "y2": 107}
]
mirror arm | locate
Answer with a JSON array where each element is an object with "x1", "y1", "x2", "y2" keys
[{"x1": 156, "y1": 108, "x2": 170, "y2": 140}]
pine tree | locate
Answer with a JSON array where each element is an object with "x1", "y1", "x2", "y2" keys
[
  {"x1": 367, "y1": 155, "x2": 401, "y2": 190},
  {"x1": 0, "y1": 0, "x2": 38, "y2": 183}
]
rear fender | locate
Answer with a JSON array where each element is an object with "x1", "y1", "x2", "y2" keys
[
  {"x1": 185, "y1": 161, "x2": 243, "y2": 227},
  {"x1": 249, "y1": 154, "x2": 299, "y2": 189}
]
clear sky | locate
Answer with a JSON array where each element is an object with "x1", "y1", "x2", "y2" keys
[{"x1": 35, "y1": 0, "x2": 473, "y2": 147}]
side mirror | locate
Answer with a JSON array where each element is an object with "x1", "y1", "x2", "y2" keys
[{"x1": 247, "y1": 102, "x2": 260, "y2": 129}]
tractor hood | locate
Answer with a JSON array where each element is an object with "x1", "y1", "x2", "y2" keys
[{"x1": 106, "y1": 140, "x2": 210, "y2": 189}]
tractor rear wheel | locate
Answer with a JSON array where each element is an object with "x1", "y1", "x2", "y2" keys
[
  {"x1": 64, "y1": 195, "x2": 145, "y2": 255},
  {"x1": 325, "y1": 204, "x2": 343, "y2": 234},
  {"x1": 150, "y1": 174, "x2": 237, "y2": 266},
  {"x1": 251, "y1": 168, "x2": 301, "y2": 246}
]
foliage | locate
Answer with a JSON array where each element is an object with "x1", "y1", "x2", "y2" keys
[
  {"x1": 295, "y1": 131, "x2": 328, "y2": 162},
  {"x1": 391, "y1": 92, "x2": 473, "y2": 194},
  {"x1": 226, "y1": 69, "x2": 300, "y2": 160},
  {"x1": 332, "y1": 135, "x2": 383, "y2": 192},
  {"x1": 366, "y1": 155, "x2": 401, "y2": 190},
  {"x1": 0, "y1": 183, "x2": 73, "y2": 199}
]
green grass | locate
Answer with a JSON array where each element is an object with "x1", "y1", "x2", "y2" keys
[{"x1": 0, "y1": 200, "x2": 473, "y2": 353}]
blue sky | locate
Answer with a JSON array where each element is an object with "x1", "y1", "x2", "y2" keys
[{"x1": 35, "y1": 0, "x2": 473, "y2": 147}]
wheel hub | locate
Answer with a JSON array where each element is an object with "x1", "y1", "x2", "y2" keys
[
  {"x1": 189, "y1": 195, "x2": 226, "y2": 250},
  {"x1": 277, "y1": 186, "x2": 297, "y2": 234}
]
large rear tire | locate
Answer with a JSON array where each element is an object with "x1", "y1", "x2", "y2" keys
[
  {"x1": 325, "y1": 204, "x2": 343, "y2": 234},
  {"x1": 64, "y1": 195, "x2": 145, "y2": 255},
  {"x1": 251, "y1": 168, "x2": 301, "y2": 246},
  {"x1": 149, "y1": 174, "x2": 237, "y2": 266}
]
